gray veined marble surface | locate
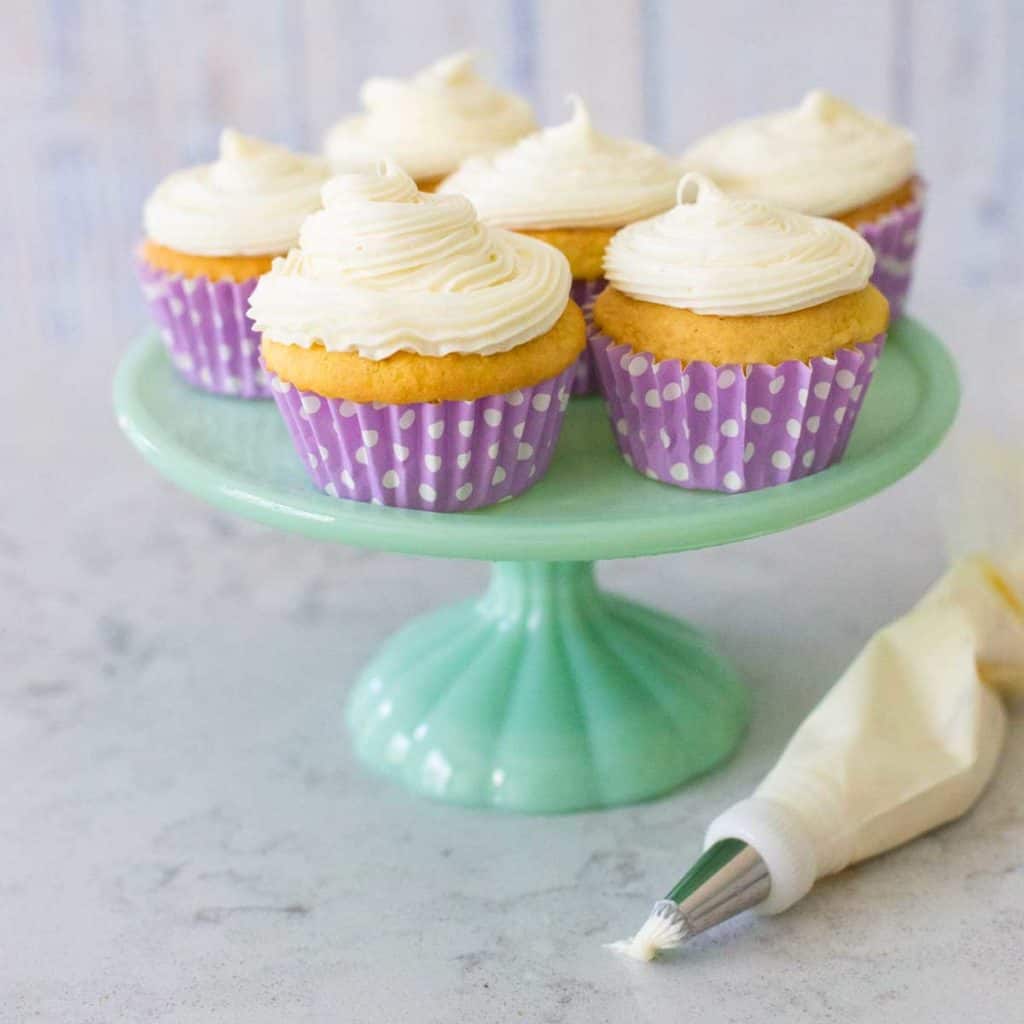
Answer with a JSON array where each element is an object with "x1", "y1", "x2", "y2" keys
[
  {"x1": 5, "y1": 1, "x2": 1024, "y2": 1018},
  {"x1": 3, "y1": 286, "x2": 1024, "y2": 1023}
]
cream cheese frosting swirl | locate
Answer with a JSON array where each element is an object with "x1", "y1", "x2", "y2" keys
[
  {"x1": 681, "y1": 91, "x2": 916, "y2": 217},
  {"x1": 143, "y1": 129, "x2": 330, "y2": 256},
  {"x1": 247, "y1": 162, "x2": 571, "y2": 359},
  {"x1": 603, "y1": 173, "x2": 876, "y2": 316},
  {"x1": 439, "y1": 96, "x2": 681, "y2": 229},
  {"x1": 323, "y1": 52, "x2": 536, "y2": 182}
]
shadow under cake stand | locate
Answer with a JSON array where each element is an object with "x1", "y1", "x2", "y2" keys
[{"x1": 115, "y1": 318, "x2": 958, "y2": 813}]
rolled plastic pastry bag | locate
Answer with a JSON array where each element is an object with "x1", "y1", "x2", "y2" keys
[{"x1": 705, "y1": 550, "x2": 1024, "y2": 913}]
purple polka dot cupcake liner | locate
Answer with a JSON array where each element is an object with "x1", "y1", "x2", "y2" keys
[
  {"x1": 136, "y1": 257, "x2": 271, "y2": 398},
  {"x1": 856, "y1": 182, "x2": 924, "y2": 321},
  {"x1": 268, "y1": 366, "x2": 576, "y2": 512},
  {"x1": 569, "y1": 277, "x2": 606, "y2": 396},
  {"x1": 591, "y1": 332, "x2": 886, "y2": 493}
]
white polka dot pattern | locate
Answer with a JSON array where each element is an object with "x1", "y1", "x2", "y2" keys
[
  {"x1": 589, "y1": 330, "x2": 886, "y2": 493},
  {"x1": 856, "y1": 185, "x2": 924, "y2": 321},
  {"x1": 269, "y1": 367, "x2": 576, "y2": 512},
  {"x1": 137, "y1": 256, "x2": 271, "y2": 399}
]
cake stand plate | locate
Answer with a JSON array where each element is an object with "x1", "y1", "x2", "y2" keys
[{"x1": 115, "y1": 319, "x2": 958, "y2": 812}]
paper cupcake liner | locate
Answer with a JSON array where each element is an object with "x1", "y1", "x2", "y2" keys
[
  {"x1": 136, "y1": 257, "x2": 271, "y2": 398},
  {"x1": 569, "y1": 277, "x2": 606, "y2": 396},
  {"x1": 856, "y1": 184, "x2": 924, "y2": 321},
  {"x1": 591, "y1": 332, "x2": 886, "y2": 493},
  {"x1": 269, "y1": 366, "x2": 576, "y2": 512}
]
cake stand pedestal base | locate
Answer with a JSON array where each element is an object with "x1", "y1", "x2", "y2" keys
[{"x1": 346, "y1": 560, "x2": 749, "y2": 813}]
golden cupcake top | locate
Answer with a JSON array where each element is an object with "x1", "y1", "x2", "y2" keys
[
  {"x1": 143, "y1": 130, "x2": 330, "y2": 257},
  {"x1": 603, "y1": 173, "x2": 877, "y2": 317},
  {"x1": 594, "y1": 284, "x2": 888, "y2": 366},
  {"x1": 323, "y1": 53, "x2": 536, "y2": 183},
  {"x1": 681, "y1": 91, "x2": 916, "y2": 217},
  {"x1": 262, "y1": 303, "x2": 585, "y2": 404},
  {"x1": 247, "y1": 162, "x2": 572, "y2": 361},
  {"x1": 440, "y1": 96, "x2": 681, "y2": 229}
]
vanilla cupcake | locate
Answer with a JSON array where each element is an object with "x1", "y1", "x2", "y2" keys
[
  {"x1": 248, "y1": 164, "x2": 584, "y2": 512},
  {"x1": 682, "y1": 91, "x2": 921, "y2": 319},
  {"x1": 323, "y1": 52, "x2": 535, "y2": 192},
  {"x1": 138, "y1": 130, "x2": 329, "y2": 397},
  {"x1": 441, "y1": 97, "x2": 680, "y2": 394},
  {"x1": 592, "y1": 174, "x2": 889, "y2": 493}
]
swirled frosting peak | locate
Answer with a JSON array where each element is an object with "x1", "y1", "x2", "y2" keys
[
  {"x1": 143, "y1": 129, "x2": 330, "y2": 256},
  {"x1": 681, "y1": 91, "x2": 916, "y2": 216},
  {"x1": 440, "y1": 95, "x2": 681, "y2": 229},
  {"x1": 603, "y1": 172, "x2": 876, "y2": 316},
  {"x1": 247, "y1": 162, "x2": 571, "y2": 359},
  {"x1": 323, "y1": 52, "x2": 536, "y2": 181}
]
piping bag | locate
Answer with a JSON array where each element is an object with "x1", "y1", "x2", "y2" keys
[{"x1": 610, "y1": 439, "x2": 1024, "y2": 960}]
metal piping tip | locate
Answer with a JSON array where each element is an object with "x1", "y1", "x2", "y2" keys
[{"x1": 607, "y1": 840, "x2": 771, "y2": 961}]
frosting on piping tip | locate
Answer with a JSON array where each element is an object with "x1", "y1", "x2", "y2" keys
[
  {"x1": 323, "y1": 52, "x2": 536, "y2": 181},
  {"x1": 143, "y1": 129, "x2": 330, "y2": 257},
  {"x1": 681, "y1": 90, "x2": 916, "y2": 217},
  {"x1": 603, "y1": 172, "x2": 876, "y2": 316},
  {"x1": 440, "y1": 95, "x2": 681, "y2": 229},
  {"x1": 247, "y1": 162, "x2": 571, "y2": 360}
]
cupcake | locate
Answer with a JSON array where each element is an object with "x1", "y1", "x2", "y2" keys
[
  {"x1": 591, "y1": 174, "x2": 889, "y2": 493},
  {"x1": 682, "y1": 91, "x2": 921, "y2": 318},
  {"x1": 139, "y1": 130, "x2": 329, "y2": 397},
  {"x1": 248, "y1": 164, "x2": 584, "y2": 512},
  {"x1": 440, "y1": 97, "x2": 680, "y2": 395},
  {"x1": 323, "y1": 52, "x2": 535, "y2": 193}
]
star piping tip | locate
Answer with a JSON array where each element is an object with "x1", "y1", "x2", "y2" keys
[{"x1": 605, "y1": 900, "x2": 689, "y2": 962}]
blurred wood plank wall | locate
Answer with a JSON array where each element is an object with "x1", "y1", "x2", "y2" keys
[{"x1": 4, "y1": 0, "x2": 1021, "y2": 352}]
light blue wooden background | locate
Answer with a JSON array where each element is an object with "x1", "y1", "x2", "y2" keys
[{"x1": 5, "y1": 0, "x2": 1022, "y2": 355}]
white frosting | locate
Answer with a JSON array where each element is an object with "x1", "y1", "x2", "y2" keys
[
  {"x1": 143, "y1": 129, "x2": 330, "y2": 256},
  {"x1": 323, "y1": 52, "x2": 535, "y2": 182},
  {"x1": 440, "y1": 96, "x2": 681, "y2": 229},
  {"x1": 603, "y1": 173, "x2": 876, "y2": 316},
  {"x1": 681, "y1": 91, "x2": 916, "y2": 217},
  {"x1": 247, "y1": 163, "x2": 571, "y2": 360},
  {"x1": 607, "y1": 901, "x2": 687, "y2": 961}
]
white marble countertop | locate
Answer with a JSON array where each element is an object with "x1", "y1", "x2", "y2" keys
[
  {"x1": 4, "y1": 286, "x2": 1023, "y2": 1023},
  {"x1": 6, "y1": 3, "x2": 1024, "y2": 1016}
]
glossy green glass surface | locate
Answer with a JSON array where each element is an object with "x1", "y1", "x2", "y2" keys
[
  {"x1": 347, "y1": 561, "x2": 748, "y2": 812},
  {"x1": 114, "y1": 320, "x2": 958, "y2": 812},
  {"x1": 115, "y1": 320, "x2": 958, "y2": 562}
]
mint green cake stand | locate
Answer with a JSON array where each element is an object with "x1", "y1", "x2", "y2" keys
[{"x1": 115, "y1": 319, "x2": 958, "y2": 813}]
